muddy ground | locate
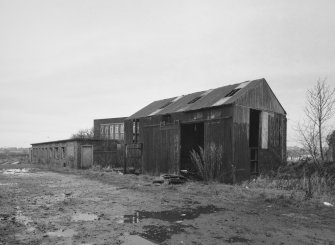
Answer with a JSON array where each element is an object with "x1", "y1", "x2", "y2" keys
[{"x1": 0, "y1": 164, "x2": 334, "y2": 245}]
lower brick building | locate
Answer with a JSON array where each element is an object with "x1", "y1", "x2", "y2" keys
[{"x1": 31, "y1": 139, "x2": 110, "y2": 169}]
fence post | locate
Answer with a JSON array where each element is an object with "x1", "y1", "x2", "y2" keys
[{"x1": 124, "y1": 144, "x2": 127, "y2": 174}]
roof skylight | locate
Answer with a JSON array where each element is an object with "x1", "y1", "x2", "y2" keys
[
  {"x1": 225, "y1": 88, "x2": 241, "y2": 97},
  {"x1": 159, "y1": 101, "x2": 173, "y2": 109},
  {"x1": 187, "y1": 96, "x2": 202, "y2": 104}
]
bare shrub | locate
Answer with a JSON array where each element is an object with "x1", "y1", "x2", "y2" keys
[
  {"x1": 297, "y1": 78, "x2": 335, "y2": 163},
  {"x1": 71, "y1": 127, "x2": 95, "y2": 139}
]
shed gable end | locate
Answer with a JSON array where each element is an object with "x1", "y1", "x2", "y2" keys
[{"x1": 234, "y1": 79, "x2": 286, "y2": 115}]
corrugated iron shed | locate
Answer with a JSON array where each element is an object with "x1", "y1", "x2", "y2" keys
[{"x1": 127, "y1": 79, "x2": 280, "y2": 119}]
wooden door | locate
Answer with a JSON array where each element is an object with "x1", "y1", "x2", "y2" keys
[
  {"x1": 142, "y1": 124, "x2": 180, "y2": 175},
  {"x1": 81, "y1": 145, "x2": 93, "y2": 169}
]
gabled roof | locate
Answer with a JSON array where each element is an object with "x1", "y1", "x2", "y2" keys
[{"x1": 127, "y1": 78, "x2": 275, "y2": 119}]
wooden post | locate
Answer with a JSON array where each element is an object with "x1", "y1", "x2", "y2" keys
[{"x1": 124, "y1": 144, "x2": 127, "y2": 174}]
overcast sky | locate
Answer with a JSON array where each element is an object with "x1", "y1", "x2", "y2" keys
[{"x1": 1, "y1": 0, "x2": 335, "y2": 147}]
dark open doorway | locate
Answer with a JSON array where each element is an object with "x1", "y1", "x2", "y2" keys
[
  {"x1": 180, "y1": 123, "x2": 204, "y2": 172},
  {"x1": 249, "y1": 109, "x2": 260, "y2": 174}
]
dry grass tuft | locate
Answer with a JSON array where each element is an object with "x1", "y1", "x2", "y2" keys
[
  {"x1": 243, "y1": 161, "x2": 335, "y2": 205},
  {"x1": 190, "y1": 143, "x2": 230, "y2": 182}
]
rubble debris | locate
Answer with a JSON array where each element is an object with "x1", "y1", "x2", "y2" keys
[
  {"x1": 179, "y1": 170, "x2": 202, "y2": 181},
  {"x1": 167, "y1": 178, "x2": 186, "y2": 185},
  {"x1": 323, "y1": 202, "x2": 334, "y2": 207},
  {"x1": 152, "y1": 179, "x2": 164, "y2": 184},
  {"x1": 64, "y1": 192, "x2": 72, "y2": 197},
  {"x1": 163, "y1": 174, "x2": 186, "y2": 184}
]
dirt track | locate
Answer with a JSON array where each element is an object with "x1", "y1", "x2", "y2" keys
[{"x1": 0, "y1": 164, "x2": 334, "y2": 245}]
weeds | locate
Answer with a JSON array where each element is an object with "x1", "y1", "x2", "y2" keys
[
  {"x1": 190, "y1": 143, "x2": 228, "y2": 182},
  {"x1": 245, "y1": 160, "x2": 335, "y2": 204}
]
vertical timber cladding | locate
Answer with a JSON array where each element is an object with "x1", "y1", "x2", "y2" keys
[
  {"x1": 233, "y1": 105, "x2": 251, "y2": 180},
  {"x1": 258, "y1": 112, "x2": 285, "y2": 172},
  {"x1": 204, "y1": 117, "x2": 233, "y2": 182},
  {"x1": 142, "y1": 123, "x2": 180, "y2": 175}
]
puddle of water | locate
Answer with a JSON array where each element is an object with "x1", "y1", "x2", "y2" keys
[
  {"x1": 139, "y1": 224, "x2": 190, "y2": 244},
  {"x1": 226, "y1": 236, "x2": 251, "y2": 243},
  {"x1": 47, "y1": 229, "x2": 77, "y2": 237},
  {"x1": 119, "y1": 205, "x2": 224, "y2": 224},
  {"x1": 122, "y1": 234, "x2": 157, "y2": 245},
  {"x1": 3, "y1": 168, "x2": 30, "y2": 175},
  {"x1": 72, "y1": 213, "x2": 98, "y2": 222},
  {"x1": 119, "y1": 205, "x2": 223, "y2": 244}
]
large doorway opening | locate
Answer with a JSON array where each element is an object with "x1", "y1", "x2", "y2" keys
[
  {"x1": 180, "y1": 123, "x2": 204, "y2": 172},
  {"x1": 249, "y1": 109, "x2": 260, "y2": 174}
]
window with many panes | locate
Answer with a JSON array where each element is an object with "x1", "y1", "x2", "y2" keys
[{"x1": 101, "y1": 123, "x2": 124, "y2": 140}]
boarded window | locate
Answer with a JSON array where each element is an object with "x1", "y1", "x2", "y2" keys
[
  {"x1": 54, "y1": 147, "x2": 59, "y2": 159},
  {"x1": 261, "y1": 112, "x2": 269, "y2": 149},
  {"x1": 61, "y1": 147, "x2": 65, "y2": 159}
]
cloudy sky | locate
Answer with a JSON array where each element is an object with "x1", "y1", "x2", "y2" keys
[{"x1": 1, "y1": 0, "x2": 335, "y2": 147}]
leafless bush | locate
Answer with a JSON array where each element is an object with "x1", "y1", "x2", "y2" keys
[
  {"x1": 297, "y1": 78, "x2": 335, "y2": 163},
  {"x1": 71, "y1": 127, "x2": 95, "y2": 139}
]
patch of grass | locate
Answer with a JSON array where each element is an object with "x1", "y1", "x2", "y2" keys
[
  {"x1": 243, "y1": 161, "x2": 335, "y2": 205},
  {"x1": 190, "y1": 143, "x2": 231, "y2": 182}
]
